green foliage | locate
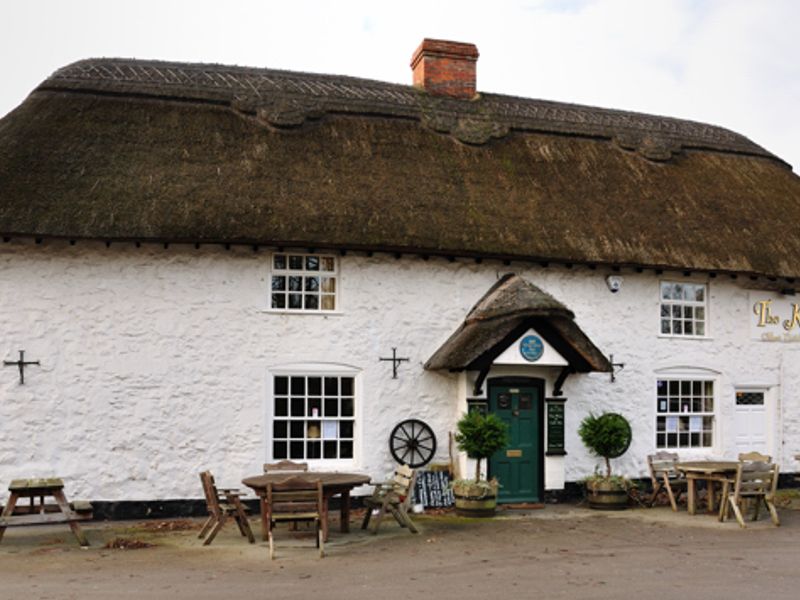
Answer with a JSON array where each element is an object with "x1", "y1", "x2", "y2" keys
[
  {"x1": 454, "y1": 412, "x2": 509, "y2": 483},
  {"x1": 578, "y1": 412, "x2": 632, "y2": 478}
]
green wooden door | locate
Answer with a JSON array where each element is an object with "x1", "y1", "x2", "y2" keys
[{"x1": 488, "y1": 382, "x2": 542, "y2": 503}]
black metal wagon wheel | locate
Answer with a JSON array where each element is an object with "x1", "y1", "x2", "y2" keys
[{"x1": 389, "y1": 419, "x2": 437, "y2": 468}]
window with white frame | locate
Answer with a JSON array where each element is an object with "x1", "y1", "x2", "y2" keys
[
  {"x1": 660, "y1": 282, "x2": 707, "y2": 336},
  {"x1": 272, "y1": 374, "x2": 354, "y2": 460},
  {"x1": 656, "y1": 379, "x2": 714, "y2": 448},
  {"x1": 270, "y1": 253, "x2": 337, "y2": 311}
]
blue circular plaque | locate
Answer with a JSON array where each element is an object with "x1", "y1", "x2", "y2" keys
[{"x1": 519, "y1": 335, "x2": 544, "y2": 362}]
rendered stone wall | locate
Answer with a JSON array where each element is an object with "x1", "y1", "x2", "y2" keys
[{"x1": 0, "y1": 239, "x2": 797, "y2": 501}]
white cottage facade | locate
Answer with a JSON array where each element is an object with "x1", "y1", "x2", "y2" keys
[{"x1": 1, "y1": 39, "x2": 799, "y2": 509}]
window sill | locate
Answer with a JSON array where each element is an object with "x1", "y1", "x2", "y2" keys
[
  {"x1": 262, "y1": 308, "x2": 344, "y2": 316},
  {"x1": 657, "y1": 334, "x2": 713, "y2": 341}
]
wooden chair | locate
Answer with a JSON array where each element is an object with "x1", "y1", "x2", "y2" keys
[
  {"x1": 266, "y1": 476, "x2": 324, "y2": 559},
  {"x1": 264, "y1": 460, "x2": 309, "y2": 473},
  {"x1": 198, "y1": 471, "x2": 255, "y2": 546},
  {"x1": 718, "y1": 457, "x2": 780, "y2": 528},
  {"x1": 361, "y1": 464, "x2": 418, "y2": 534},
  {"x1": 646, "y1": 452, "x2": 687, "y2": 511}
]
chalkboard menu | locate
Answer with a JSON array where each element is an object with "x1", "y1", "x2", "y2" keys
[
  {"x1": 413, "y1": 471, "x2": 455, "y2": 508},
  {"x1": 546, "y1": 398, "x2": 567, "y2": 456}
]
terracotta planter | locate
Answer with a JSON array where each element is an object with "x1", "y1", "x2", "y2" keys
[
  {"x1": 585, "y1": 479, "x2": 629, "y2": 510},
  {"x1": 452, "y1": 480, "x2": 499, "y2": 518}
]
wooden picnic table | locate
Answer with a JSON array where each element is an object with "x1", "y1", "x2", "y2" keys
[
  {"x1": 0, "y1": 478, "x2": 92, "y2": 546},
  {"x1": 676, "y1": 461, "x2": 739, "y2": 516},
  {"x1": 243, "y1": 472, "x2": 370, "y2": 542}
]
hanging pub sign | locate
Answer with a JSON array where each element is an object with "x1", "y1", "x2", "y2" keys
[
  {"x1": 545, "y1": 397, "x2": 567, "y2": 456},
  {"x1": 750, "y1": 292, "x2": 800, "y2": 342}
]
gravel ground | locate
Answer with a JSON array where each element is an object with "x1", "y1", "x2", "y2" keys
[{"x1": 1, "y1": 500, "x2": 798, "y2": 599}]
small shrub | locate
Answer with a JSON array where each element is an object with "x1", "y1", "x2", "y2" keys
[
  {"x1": 454, "y1": 411, "x2": 509, "y2": 483},
  {"x1": 579, "y1": 412, "x2": 632, "y2": 478}
]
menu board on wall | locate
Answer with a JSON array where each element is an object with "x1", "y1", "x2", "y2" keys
[{"x1": 546, "y1": 398, "x2": 567, "y2": 456}]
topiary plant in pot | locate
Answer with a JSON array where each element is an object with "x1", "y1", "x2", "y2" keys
[
  {"x1": 579, "y1": 412, "x2": 633, "y2": 510},
  {"x1": 452, "y1": 411, "x2": 509, "y2": 517}
]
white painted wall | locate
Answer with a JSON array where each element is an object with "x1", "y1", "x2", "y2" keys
[{"x1": 0, "y1": 239, "x2": 798, "y2": 501}]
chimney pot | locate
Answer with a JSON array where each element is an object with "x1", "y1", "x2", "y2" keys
[{"x1": 410, "y1": 38, "x2": 479, "y2": 99}]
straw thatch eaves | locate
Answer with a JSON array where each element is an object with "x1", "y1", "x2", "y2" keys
[
  {"x1": 425, "y1": 274, "x2": 612, "y2": 390},
  {"x1": 1, "y1": 58, "x2": 799, "y2": 282}
]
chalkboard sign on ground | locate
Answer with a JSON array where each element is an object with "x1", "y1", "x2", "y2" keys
[{"x1": 413, "y1": 471, "x2": 455, "y2": 508}]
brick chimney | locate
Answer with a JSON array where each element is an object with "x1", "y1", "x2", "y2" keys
[{"x1": 410, "y1": 38, "x2": 479, "y2": 99}]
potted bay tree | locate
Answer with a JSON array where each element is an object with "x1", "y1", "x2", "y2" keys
[
  {"x1": 579, "y1": 412, "x2": 633, "y2": 510},
  {"x1": 452, "y1": 411, "x2": 509, "y2": 517}
]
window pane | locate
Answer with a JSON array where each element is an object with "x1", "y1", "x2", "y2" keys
[
  {"x1": 324, "y1": 377, "x2": 338, "y2": 395},
  {"x1": 321, "y1": 295, "x2": 335, "y2": 310},
  {"x1": 272, "y1": 276, "x2": 286, "y2": 291},
  {"x1": 291, "y1": 397, "x2": 304, "y2": 417},
  {"x1": 341, "y1": 397, "x2": 354, "y2": 417},
  {"x1": 305, "y1": 276, "x2": 319, "y2": 292},
  {"x1": 684, "y1": 321, "x2": 693, "y2": 335},
  {"x1": 324, "y1": 397, "x2": 338, "y2": 417},
  {"x1": 340, "y1": 441, "x2": 353, "y2": 459},
  {"x1": 289, "y1": 255, "x2": 303, "y2": 270},
  {"x1": 308, "y1": 377, "x2": 322, "y2": 396},
  {"x1": 321, "y1": 257, "x2": 335, "y2": 271},
  {"x1": 273, "y1": 254, "x2": 286, "y2": 270},
  {"x1": 291, "y1": 377, "x2": 305, "y2": 395},
  {"x1": 288, "y1": 276, "x2": 302, "y2": 291},
  {"x1": 307, "y1": 421, "x2": 321, "y2": 439},
  {"x1": 304, "y1": 295, "x2": 319, "y2": 310},
  {"x1": 696, "y1": 307, "x2": 705, "y2": 320},
  {"x1": 275, "y1": 377, "x2": 288, "y2": 395},
  {"x1": 308, "y1": 397, "x2": 321, "y2": 417},
  {"x1": 695, "y1": 322, "x2": 705, "y2": 336},
  {"x1": 321, "y1": 277, "x2": 336, "y2": 293},
  {"x1": 273, "y1": 441, "x2": 287, "y2": 459},
  {"x1": 271, "y1": 293, "x2": 286, "y2": 309},
  {"x1": 673, "y1": 321, "x2": 682, "y2": 334},
  {"x1": 341, "y1": 377, "x2": 353, "y2": 396},
  {"x1": 672, "y1": 284, "x2": 683, "y2": 300},
  {"x1": 290, "y1": 441, "x2": 304, "y2": 459},
  {"x1": 307, "y1": 441, "x2": 321, "y2": 459},
  {"x1": 275, "y1": 397, "x2": 288, "y2": 417},
  {"x1": 273, "y1": 420, "x2": 287, "y2": 438},
  {"x1": 323, "y1": 441, "x2": 337, "y2": 459},
  {"x1": 661, "y1": 283, "x2": 672, "y2": 300},
  {"x1": 290, "y1": 421, "x2": 304, "y2": 438},
  {"x1": 660, "y1": 305, "x2": 670, "y2": 317},
  {"x1": 305, "y1": 256, "x2": 319, "y2": 271},
  {"x1": 288, "y1": 294, "x2": 302, "y2": 309},
  {"x1": 340, "y1": 421, "x2": 354, "y2": 438},
  {"x1": 694, "y1": 286, "x2": 705, "y2": 302}
]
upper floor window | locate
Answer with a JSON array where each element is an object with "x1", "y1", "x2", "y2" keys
[
  {"x1": 660, "y1": 282, "x2": 706, "y2": 336},
  {"x1": 271, "y1": 253, "x2": 337, "y2": 311}
]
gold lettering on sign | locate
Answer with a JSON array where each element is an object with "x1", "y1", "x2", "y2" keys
[
  {"x1": 783, "y1": 304, "x2": 800, "y2": 331},
  {"x1": 753, "y1": 300, "x2": 780, "y2": 327}
]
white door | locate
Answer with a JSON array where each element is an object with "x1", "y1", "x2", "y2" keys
[{"x1": 733, "y1": 390, "x2": 769, "y2": 455}]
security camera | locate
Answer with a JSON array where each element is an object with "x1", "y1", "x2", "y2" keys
[{"x1": 606, "y1": 275, "x2": 623, "y2": 293}]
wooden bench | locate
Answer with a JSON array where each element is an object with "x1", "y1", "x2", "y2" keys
[{"x1": 0, "y1": 478, "x2": 92, "y2": 547}]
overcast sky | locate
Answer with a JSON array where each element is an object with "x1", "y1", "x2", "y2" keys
[{"x1": 2, "y1": 0, "x2": 799, "y2": 170}]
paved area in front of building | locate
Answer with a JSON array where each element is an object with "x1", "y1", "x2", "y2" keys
[{"x1": 1, "y1": 499, "x2": 798, "y2": 599}]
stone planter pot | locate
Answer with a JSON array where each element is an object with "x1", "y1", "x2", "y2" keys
[
  {"x1": 585, "y1": 479, "x2": 629, "y2": 510},
  {"x1": 452, "y1": 479, "x2": 499, "y2": 518}
]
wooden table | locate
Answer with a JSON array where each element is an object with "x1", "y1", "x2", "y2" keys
[
  {"x1": 676, "y1": 461, "x2": 738, "y2": 515},
  {"x1": 0, "y1": 478, "x2": 92, "y2": 546},
  {"x1": 243, "y1": 472, "x2": 370, "y2": 542}
]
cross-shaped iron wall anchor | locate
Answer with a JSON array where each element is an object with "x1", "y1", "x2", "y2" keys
[
  {"x1": 4, "y1": 350, "x2": 40, "y2": 384},
  {"x1": 379, "y1": 347, "x2": 409, "y2": 379},
  {"x1": 609, "y1": 354, "x2": 625, "y2": 383}
]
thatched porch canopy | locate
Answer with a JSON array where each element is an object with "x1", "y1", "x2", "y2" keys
[{"x1": 425, "y1": 274, "x2": 612, "y2": 375}]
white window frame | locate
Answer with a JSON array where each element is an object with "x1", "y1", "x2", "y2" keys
[
  {"x1": 655, "y1": 375, "x2": 717, "y2": 451},
  {"x1": 269, "y1": 252, "x2": 339, "y2": 313},
  {"x1": 659, "y1": 281, "x2": 709, "y2": 338},
  {"x1": 266, "y1": 363, "x2": 361, "y2": 469}
]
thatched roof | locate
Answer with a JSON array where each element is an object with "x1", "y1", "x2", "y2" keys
[
  {"x1": 425, "y1": 274, "x2": 612, "y2": 373},
  {"x1": 1, "y1": 58, "x2": 799, "y2": 280}
]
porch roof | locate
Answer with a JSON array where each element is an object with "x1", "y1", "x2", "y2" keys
[{"x1": 424, "y1": 274, "x2": 611, "y2": 373}]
